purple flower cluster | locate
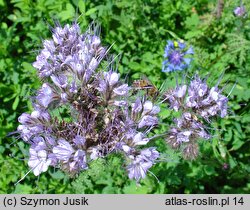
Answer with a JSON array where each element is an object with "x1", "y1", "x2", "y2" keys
[
  {"x1": 33, "y1": 23, "x2": 105, "y2": 80},
  {"x1": 164, "y1": 75, "x2": 228, "y2": 159},
  {"x1": 17, "y1": 22, "x2": 160, "y2": 181},
  {"x1": 234, "y1": 5, "x2": 246, "y2": 17},
  {"x1": 16, "y1": 21, "x2": 230, "y2": 182},
  {"x1": 162, "y1": 40, "x2": 193, "y2": 72}
]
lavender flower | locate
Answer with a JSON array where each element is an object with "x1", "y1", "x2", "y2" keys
[
  {"x1": 138, "y1": 115, "x2": 158, "y2": 128},
  {"x1": 18, "y1": 113, "x2": 32, "y2": 124},
  {"x1": 162, "y1": 40, "x2": 193, "y2": 72},
  {"x1": 131, "y1": 132, "x2": 149, "y2": 146},
  {"x1": 73, "y1": 135, "x2": 86, "y2": 146},
  {"x1": 36, "y1": 83, "x2": 58, "y2": 108},
  {"x1": 16, "y1": 21, "x2": 230, "y2": 182},
  {"x1": 105, "y1": 71, "x2": 120, "y2": 86},
  {"x1": 69, "y1": 150, "x2": 88, "y2": 172},
  {"x1": 17, "y1": 22, "x2": 162, "y2": 182},
  {"x1": 50, "y1": 74, "x2": 68, "y2": 89},
  {"x1": 17, "y1": 108, "x2": 51, "y2": 142},
  {"x1": 53, "y1": 139, "x2": 74, "y2": 161},
  {"x1": 90, "y1": 147, "x2": 103, "y2": 160},
  {"x1": 113, "y1": 84, "x2": 130, "y2": 96},
  {"x1": 28, "y1": 149, "x2": 53, "y2": 176},
  {"x1": 33, "y1": 23, "x2": 106, "y2": 80},
  {"x1": 186, "y1": 76, "x2": 228, "y2": 120},
  {"x1": 234, "y1": 5, "x2": 246, "y2": 17},
  {"x1": 127, "y1": 148, "x2": 159, "y2": 182},
  {"x1": 165, "y1": 75, "x2": 228, "y2": 120},
  {"x1": 164, "y1": 75, "x2": 228, "y2": 159}
]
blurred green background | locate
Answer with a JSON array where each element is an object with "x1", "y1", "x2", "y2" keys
[{"x1": 0, "y1": 0, "x2": 249, "y2": 193}]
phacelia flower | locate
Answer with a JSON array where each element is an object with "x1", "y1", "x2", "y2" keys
[
  {"x1": 53, "y1": 139, "x2": 74, "y2": 161},
  {"x1": 68, "y1": 150, "x2": 88, "y2": 173},
  {"x1": 28, "y1": 148, "x2": 53, "y2": 176},
  {"x1": 234, "y1": 5, "x2": 246, "y2": 17},
  {"x1": 36, "y1": 83, "x2": 58, "y2": 108},
  {"x1": 165, "y1": 75, "x2": 228, "y2": 120},
  {"x1": 16, "y1": 21, "x2": 230, "y2": 183},
  {"x1": 16, "y1": 22, "x2": 162, "y2": 182},
  {"x1": 162, "y1": 40, "x2": 193, "y2": 72},
  {"x1": 164, "y1": 75, "x2": 228, "y2": 159},
  {"x1": 127, "y1": 148, "x2": 159, "y2": 182}
]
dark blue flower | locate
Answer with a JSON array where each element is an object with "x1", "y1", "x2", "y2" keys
[{"x1": 162, "y1": 40, "x2": 193, "y2": 72}]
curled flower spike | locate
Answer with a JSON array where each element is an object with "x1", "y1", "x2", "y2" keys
[
  {"x1": 165, "y1": 75, "x2": 228, "y2": 120},
  {"x1": 33, "y1": 22, "x2": 106, "y2": 80},
  {"x1": 164, "y1": 75, "x2": 228, "y2": 159},
  {"x1": 16, "y1": 21, "x2": 230, "y2": 182},
  {"x1": 162, "y1": 40, "x2": 193, "y2": 72},
  {"x1": 16, "y1": 22, "x2": 161, "y2": 181}
]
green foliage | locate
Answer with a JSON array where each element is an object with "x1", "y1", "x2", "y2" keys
[{"x1": 0, "y1": 0, "x2": 249, "y2": 193}]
